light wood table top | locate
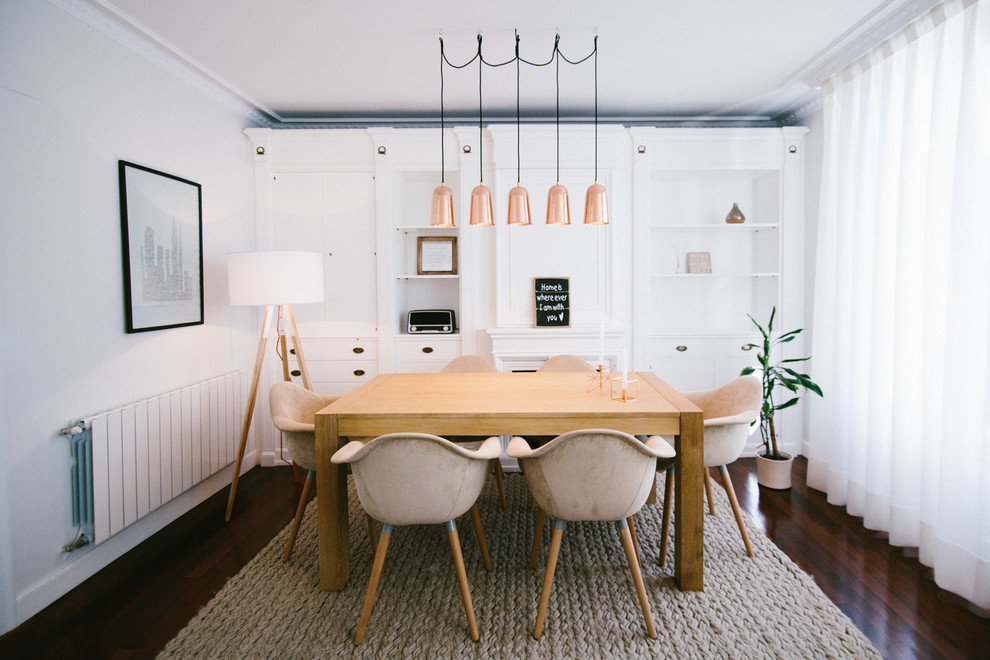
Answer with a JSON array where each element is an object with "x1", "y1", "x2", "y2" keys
[{"x1": 315, "y1": 371, "x2": 705, "y2": 591}]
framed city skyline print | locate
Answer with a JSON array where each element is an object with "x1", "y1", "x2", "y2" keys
[{"x1": 119, "y1": 160, "x2": 203, "y2": 333}]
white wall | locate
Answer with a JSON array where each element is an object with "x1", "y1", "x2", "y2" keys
[{"x1": 0, "y1": 0, "x2": 258, "y2": 632}]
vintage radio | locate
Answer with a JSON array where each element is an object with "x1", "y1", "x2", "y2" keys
[{"x1": 407, "y1": 309, "x2": 456, "y2": 334}]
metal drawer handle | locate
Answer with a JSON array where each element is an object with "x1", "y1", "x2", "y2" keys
[
  {"x1": 353, "y1": 369, "x2": 365, "y2": 377},
  {"x1": 352, "y1": 347, "x2": 364, "y2": 354},
  {"x1": 291, "y1": 369, "x2": 301, "y2": 377},
  {"x1": 676, "y1": 345, "x2": 687, "y2": 352},
  {"x1": 289, "y1": 348, "x2": 296, "y2": 355},
  {"x1": 422, "y1": 346, "x2": 434, "y2": 354}
]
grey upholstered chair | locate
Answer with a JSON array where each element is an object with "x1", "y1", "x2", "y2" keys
[
  {"x1": 507, "y1": 429, "x2": 676, "y2": 640},
  {"x1": 659, "y1": 375, "x2": 761, "y2": 562},
  {"x1": 269, "y1": 381, "x2": 377, "y2": 562},
  {"x1": 440, "y1": 355, "x2": 507, "y2": 507},
  {"x1": 332, "y1": 433, "x2": 502, "y2": 645}
]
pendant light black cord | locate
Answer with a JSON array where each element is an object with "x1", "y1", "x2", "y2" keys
[
  {"x1": 516, "y1": 30, "x2": 522, "y2": 185},
  {"x1": 436, "y1": 32, "x2": 600, "y2": 187},
  {"x1": 477, "y1": 34, "x2": 483, "y2": 184},
  {"x1": 594, "y1": 35, "x2": 598, "y2": 182},
  {"x1": 554, "y1": 34, "x2": 560, "y2": 182},
  {"x1": 439, "y1": 37, "x2": 445, "y2": 184}
]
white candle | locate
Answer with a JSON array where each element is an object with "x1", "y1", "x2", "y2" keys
[{"x1": 598, "y1": 323, "x2": 605, "y2": 369}]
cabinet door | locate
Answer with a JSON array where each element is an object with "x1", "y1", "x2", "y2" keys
[{"x1": 272, "y1": 171, "x2": 377, "y2": 337}]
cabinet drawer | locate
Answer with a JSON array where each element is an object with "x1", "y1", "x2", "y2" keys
[
  {"x1": 394, "y1": 337, "x2": 461, "y2": 363},
  {"x1": 648, "y1": 338, "x2": 717, "y2": 357},
  {"x1": 289, "y1": 359, "x2": 378, "y2": 383},
  {"x1": 291, "y1": 338, "x2": 377, "y2": 361}
]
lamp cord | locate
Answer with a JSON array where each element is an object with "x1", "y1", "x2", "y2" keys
[
  {"x1": 554, "y1": 34, "x2": 560, "y2": 183},
  {"x1": 439, "y1": 37, "x2": 445, "y2": 184},
  {"x1": 594, "y1": 35, "x2": 598, "y2": 182},
  {"x1": 478, "y1": 34, "x2": 483, "y2": 183},
  {"x1": 436, "y1": 33, "x2": 600, "y2": 187},
  {"x1": 516, "y1": 30, "x2": 522, "y2": 186}
]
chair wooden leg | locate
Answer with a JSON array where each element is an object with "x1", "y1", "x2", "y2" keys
[
  {"x1": 446, "y1": 521, "x2": 480, "y2": 642},
  {"x1": 718, "y1": 465, "x2": 754, "y2": 557},
  {"x1": 469, "y1": 503, "x2": 493, "y2": 571},
  {"x1": 365, "y1": 514, "x2": 378, "y2": 554},
  {"x1": 530, "y1": 506, "x2": 546, "y2": 569},
  {"x1": 659, "y1": 466, "x2": 674, "y2": 567},
  {"x1": 618, "y1": 519, "x2": 658, "y2": 639},
  {"x1": 626, "y1": 515, "x2": 642, "y2": 566},
  {"x1": 704, "y1": 468, "x2": 716, "y2": 515},
  {"x1": 282, "y1": 470, "x2": 314, "y2": 562},
  {"x1": 492, "y1": 458, "x2": 507, "y2": 509},
  {"x1": 529, "y1": 494, "x2": 537, "y2": 512},
  {"x1": 533, "y1": 519, "x2": 565, "y2": 640},
  {"x1": 354, "y1": 524, "x2": 392, "y2": 645}
]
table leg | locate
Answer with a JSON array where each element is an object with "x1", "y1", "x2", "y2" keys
[
  {"x1": 674, "y1": 409, "x2": 704, "y2": 590},
  {"x1": 316, "y1": 412, "x2": 350, "y2": 590}
]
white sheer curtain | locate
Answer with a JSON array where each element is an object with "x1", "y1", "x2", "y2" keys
[{"x1": 807, "y1": 0, "x2": 989, "y2": 609}]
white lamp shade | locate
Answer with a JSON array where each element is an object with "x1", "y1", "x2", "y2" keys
[{"x1": 227, "y1": 251, "x2": 325, "y2": 306}]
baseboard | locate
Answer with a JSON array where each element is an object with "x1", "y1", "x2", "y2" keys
[{"x1": 12, "y1": 450, "x2": 256, "y2": 629}]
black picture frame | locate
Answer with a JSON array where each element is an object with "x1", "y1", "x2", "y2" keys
[{"x1": 119, "y1": 160, "x2": 203, "y2": 333}]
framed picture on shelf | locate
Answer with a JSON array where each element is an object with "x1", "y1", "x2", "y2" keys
[
  {"x1": 686, "y1": 251, "x2": 712, "y2": 274},
  {"x1": 118, "y1": 160, "x2": 203, "y2": 333},
  {"x1": 417, "y1": 236, "x2": 458, "y2": 275}
]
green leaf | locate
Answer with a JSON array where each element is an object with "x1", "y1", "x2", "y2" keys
[
  {"x1": 781, "y1": 357, "x2": 811, "y2": 363},
  {"x1": 775, "y1": 397, "x2": 800, "y2": 411},
  {"x1": 740, "y1": 366, "x2": 756, "y2": 376}
]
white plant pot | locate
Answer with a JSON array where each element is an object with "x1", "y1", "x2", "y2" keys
[{"x1": 756, "y1": 452, "x2": 794, "y2": 490}]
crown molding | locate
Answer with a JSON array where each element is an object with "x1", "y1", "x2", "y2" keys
[
  {"x1": 49, "y1": 0, "x2": 276, "y2": 127},
  {"x1": 783, "y1": 0, "x2": 941, "y2": 88}
]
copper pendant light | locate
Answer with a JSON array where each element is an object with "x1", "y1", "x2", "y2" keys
[
  {"x1": 507, "y1": 31, "x2": 531, "y2": 226},
  {"x1": 584, "y1": 36, "x2": 609, "y2": 225},
  {"x1": 431, "y1": 37, "x2": 455, "y2": 227},
  {"x1": 469, "y1": 34, "x2": 494, "y2": 227},
  {"x1": 546, "y1": 35, "x2": 570, "y2": 226}
]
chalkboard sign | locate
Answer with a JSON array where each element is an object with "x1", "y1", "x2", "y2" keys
[{"x1": 535, "y1": 277, "x2": 570, "y2": 327}]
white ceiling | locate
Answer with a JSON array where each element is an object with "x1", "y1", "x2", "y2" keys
[{"x1": 81, "y1": 0, "x2": 938, "y2": 125}]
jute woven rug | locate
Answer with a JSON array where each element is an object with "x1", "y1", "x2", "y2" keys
[{"x1": 160, "y1": 473, "x2": 879, "y2": 659}]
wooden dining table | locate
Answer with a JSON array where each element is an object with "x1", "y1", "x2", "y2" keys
[{"x1": 314, "y1": 370, "x2": 705, "y2": 592}]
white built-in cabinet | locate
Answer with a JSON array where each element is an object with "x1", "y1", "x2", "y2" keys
[
  {"x1": 245, "y1": 125, "x2": 808, "y2": 459},
  {"x1": 631, "y1": 127, "x2": 809, "y2": 452}
]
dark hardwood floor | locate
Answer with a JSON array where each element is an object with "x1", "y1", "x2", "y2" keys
[{"x1": 1, "y1": 458, "x2": 988, "y2": 659}]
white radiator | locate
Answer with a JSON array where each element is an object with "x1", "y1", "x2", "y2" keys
[{"x1": 63, "y1": 372, "x2": 243, "y2": 548}]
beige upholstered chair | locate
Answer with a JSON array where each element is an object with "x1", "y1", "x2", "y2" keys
[
  {"x1": 332, "y1": 433, "x2": 501, "y2": 645},
  {"x1": 659, "y1": 375, "x2": 761, "y2": 562},
  {"x1": 269, "y1": 382, "x2": 376, "y2": 562},
  {"x1": 441, "y1": 354, "x2": 498, "y2": 373},
  {"x1": 440, "y1": 355, "x2": 507, "y2": 507},
  {"x1": 536, "y1": 354, "x2": 596, "y2": 373},
  {"x1": 507, "y1": 429, "x2": 675, "y2": 640}
]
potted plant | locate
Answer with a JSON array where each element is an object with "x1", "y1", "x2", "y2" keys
[{"x1": 741, "y1": 307, "x2": 822, "y2": 489}]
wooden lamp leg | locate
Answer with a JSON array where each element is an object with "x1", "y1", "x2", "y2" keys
[
  {"x1": 284, "y1": 304, "x2": 313, "y2": 391},
  {"x1": 225, "y1": 305, "x2": 274, "y2": 522}
]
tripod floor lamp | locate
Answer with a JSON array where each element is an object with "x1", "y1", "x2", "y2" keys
[{"x1": 225, "y1": 250, "x2": 325, "y2": 521}]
